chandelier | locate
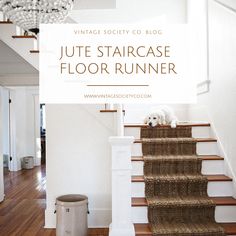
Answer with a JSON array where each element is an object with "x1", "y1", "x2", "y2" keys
[{"x1": 0, "y1": 0, "x2": 74, "y2": 34}]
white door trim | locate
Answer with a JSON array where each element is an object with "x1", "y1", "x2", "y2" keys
[{"x1": 33, "y1": 94, "x2": 41, "y2": 166}]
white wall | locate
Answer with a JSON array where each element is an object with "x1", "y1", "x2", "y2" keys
[
  {"x1": 188, "y1": 0, "x2": 236, "y2": 182},
  {"x1": 0, "y1": 87, "x2": 6, "y2": 201},
  {"x1": 45, "y1": 104, "x2": 116, "y2": 228},
  {"x1": 45, "y1": 0, "x2": 188, "y2": 228},
  {"x1": 1, "y1": 88, "x2": 9, "y2": 167},
  {"x1": 124, "y1": 104, "x2": 189, "y2": 124},
  {"x1": 70, "y1": 0, "x2": 187, "y2": 24},
  {"x1": 74, "y1": 0, "x2": 116, "y2": 10},
  {"x1": 9, "y1": 86, "x2": 40, "y2": 170}
]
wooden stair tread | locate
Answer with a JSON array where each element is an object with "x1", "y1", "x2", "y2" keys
[
  {"x1": 100, "y1": 109, "x2": 125, "y2": 113},
  {"x1": 134, "y1": 138, "x2": 217, "y2": 143},
  {"x1": 131, "y1": 155, "x2": 224, "y2": 161},
  {"x1": 134, "y1": 223, "x2": 236, "y2": 235},
  {"x1": 0, "y1": 21, "x2": 12, "y2": 24},
  {"x1": 132, "y1": 156, "x2": 145, "y2": 161},
  {"x1": 132, "y1": 175, "x2": 232, "y2": 182},
  {"x1": 125, "y1": 123, "x2": 210, "y2": 128},
  {"x1": 30, "y1": 50, "x2": 39, "y2": 53},
  {"x1": 132, "y1": 197, "x2": 236, "y2": 206},
  {"x1": 200, "y1": 155, "x2": 224, "y2": 160},
  {"x1": 222, "y1": 223, "x2": 236, "y2": 235},
  {"x1": 135, "y1": 224, "x2": 152, "y2": 236},
  {"x1": 207, "y1": 175, "x2": 233, "y2": 181},
  {"x1": 12, "y1": 35, "x2": 37, "y2": 39}
]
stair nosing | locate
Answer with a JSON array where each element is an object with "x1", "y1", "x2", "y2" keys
[
  {"x1": 134, "y1": 138, "x2": 217, "y2": 143},
  {"x1": 132, "y1": 197, "x2": 236, "y2": 207},
  {"x1": 100, "y1": 109, "x2": 125, "y2": 113},
  {"x1": 30, "y1": 50, "x2": 39, "y2": 53},
  {"x1": 0, "y1": 21, "x2": 13, "y2": 24},
  {"x1": 131, "y1": 155, "x2": 224, "y2": 161},
  {"x1": 134, "y1": 223, "x2": 236, "y2": 235},
  {"x1": 125, "y1": 123, "x2": 211, "y2": 128},
  {"x1": 132, "y1": 175, "x2": 233, "y2": 182},
  {"x1": 12, "y1": 35, "x2": 37, "y2": 39}
]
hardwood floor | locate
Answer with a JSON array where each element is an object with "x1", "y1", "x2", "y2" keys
[{"x1": 0, "y1": 166, "x2": 108, "y2": 236}]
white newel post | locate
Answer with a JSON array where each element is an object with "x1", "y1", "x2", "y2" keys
[{"x1": 109, "y1": 136, "x2": 135, "y2": 236}]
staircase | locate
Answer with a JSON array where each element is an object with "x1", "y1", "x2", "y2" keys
[
  {"x1": 126, "y1": 123, "x2": 236, "y2": 235},
  {"x1": 102, "y1": 106, "x2": 236, "y2": 236},
  {"x1": 0, "y1": 13, "x2": 75, "y2": 72},
  {"x1": 0, "y1": 20, "x2": 39, "y2": 70}
]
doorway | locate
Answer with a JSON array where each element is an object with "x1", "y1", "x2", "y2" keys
[
  {"x1": 40, "y1": 104, "x2": 46, "y2": 165},
  {"x1": 1, "y1": 87, "x2": 12, "y2": 171}
]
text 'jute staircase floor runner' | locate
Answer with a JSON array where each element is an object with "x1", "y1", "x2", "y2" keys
[{"x1": 141, "y1": 126, "x2": 226, "y2": 236}]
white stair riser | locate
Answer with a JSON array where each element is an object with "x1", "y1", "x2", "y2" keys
[
  {"x1": 208, "y1": 182, "x2": 233, "y2": 197},
  {"x1": 125, "y1": 127, "x2": 211, "y2": 139},
  {"x1": 132, "y1": 160, "x2": 224, "y2": 176},
  {"x1": 131, "y1": 206, "x2": 236, "y2": 223},
  {"x1": 192, "y1": 127, "x2": 211, "y2": 138},
  {"x1": 202, "y1": 160, "x2": 225, "y2": 175},
  {"x1": 132, "y1": 182, "x2": 233, "y2": 197},
  {"x1": 197, "y1": 142, "x2": 219, "y2": 155},
  {"x1": 131, "y1": 142, "x2": 219, "y2": 156}
]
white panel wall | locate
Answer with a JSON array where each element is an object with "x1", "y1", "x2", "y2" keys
[
  {"x1": 188, "y1": 1, "x2": 236, "y2": 182},
  {"x1": 9, "y1": 86, "x2": 39, "y2": 170},
  {"x1": 45, "y1": 105, "x2": 116, "y2": 228},
  {"x1": 0, "y1": 87, "x2": 6, "y2": 201},
  {"x1": 1, "y1": 88, "x2": 9, "y2": 168}
]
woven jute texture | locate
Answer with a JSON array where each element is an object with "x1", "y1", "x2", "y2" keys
[{"x1": 141, "y1": 126, "x2": 226, "y2": 236}]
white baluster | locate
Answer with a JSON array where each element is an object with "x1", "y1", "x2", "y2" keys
[
  {"x1": 116, "y1": 104, "x2": 124, "y2": 136},
  {"x1": 33, "y1": 34, "x2": 39, "y2": 50},
  {"x1": 15, "y1": 26, "x2": 21, "y2": 36},
  {"x1": 109, "y1": 104, "x2": 114, "y2": 110},
  {"x1": 0, "y1": 12, "x2": 3, "y2": 21}
]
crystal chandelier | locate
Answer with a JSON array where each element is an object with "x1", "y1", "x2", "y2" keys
[{"x1": 0, "y1": 0, "x2": 74, "y2": 34}]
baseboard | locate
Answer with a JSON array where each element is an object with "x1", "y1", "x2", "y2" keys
[
  {"x1": 209, "y1": 122, "x2": 236, "y2": 198},
  {"x1": 188, "y1": 105, "x2": 236, "y2": 198}
]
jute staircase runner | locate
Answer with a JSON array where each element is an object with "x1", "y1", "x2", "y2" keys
[{"x1": 141, "y1": 126, "x2": 226, "y2": 236}]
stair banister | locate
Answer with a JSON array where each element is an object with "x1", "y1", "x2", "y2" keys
[
  {"x1": 109, "y1": 104, "x2": 135, "y2": 236},
  {"x1": 116, "y1": 104, "x2": 124, "y2": 136},
  {"x1": 0, "y1": 12, "x2": 3, "y2": 21}
]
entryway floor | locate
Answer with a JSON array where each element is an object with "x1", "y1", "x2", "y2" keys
[{"x1": 0, "y1": 166, "x2": 108, "y2": 236}]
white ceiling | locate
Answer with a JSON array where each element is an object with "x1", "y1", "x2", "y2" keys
[{"x1": 0, "y1": 40, "x2": 37, "y2": 76}]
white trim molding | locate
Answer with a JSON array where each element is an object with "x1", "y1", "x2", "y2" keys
[{"x1": 109, "y1": 136, "x2": 135, "y2": 236}]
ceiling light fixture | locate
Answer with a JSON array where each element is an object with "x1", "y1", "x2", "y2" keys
[{"x1": 0, "y1": 0, "x2": 74, "y2": 34}]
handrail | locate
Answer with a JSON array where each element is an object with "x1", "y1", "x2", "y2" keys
[
  {"x1": 198, "y1": 0, "x2": 236, "y2": 95},
  {"x1": 213, "y1": 0, "x2": 236, "y2": 14},
  {"x1": 195, "y1": 0, "x2": 210, "y2": 95},
  {"x1": 197, "y1": 80, "x2": 210, "y2": 95}
]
